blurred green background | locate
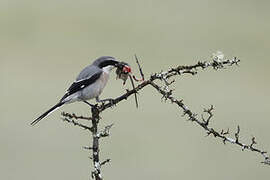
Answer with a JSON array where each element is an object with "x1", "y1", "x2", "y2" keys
[{"x1": 1, "y1": 0, "x2": 270, "y2": 179}]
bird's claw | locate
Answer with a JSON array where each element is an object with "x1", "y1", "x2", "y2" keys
[
  {"x1": 107, "y1": 99, "x2": 116, "y2": 107},
  {"x1": 99, "y1": 98, "x2": 116, "y2": 107}
]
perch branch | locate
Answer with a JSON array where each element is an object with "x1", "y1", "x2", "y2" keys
[
  {"x1": 98, "y1": 56, "x2": 240, "y2": 111},
  {"x1": 61, "y1": 54, "x2": 269, "y2": 180},
  {"x1": 90, "y1": 107, "x2": 103, "y2": 180}
]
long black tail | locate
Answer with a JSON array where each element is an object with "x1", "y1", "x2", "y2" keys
[{"x1": 31, "y1": 102, "x2": 64, "y2": 126}]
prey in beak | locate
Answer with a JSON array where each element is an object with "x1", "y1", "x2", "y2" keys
[
  {"x1": 115, "y1": 61, "x2": 138, "y2": 108},
  {"x1": 116, "y1": 62, "x2": 131, "y2": 85}
]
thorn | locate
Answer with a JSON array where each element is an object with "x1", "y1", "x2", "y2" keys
[
  {"x1": 83, "y1": 146, "x2": 93, "y2": 150},
  {"x1": 223, "y1": 138, "x2": 226, "y2": 145},
  {"x1": 235, "y1": 125, "x2": 240, "y2": 143},
  {"x1": 100, "y1": 159, "x2": 111, "y2": 166},
  {"x1": 250, "y1": 137, "x2": 257, "y2": 148}
]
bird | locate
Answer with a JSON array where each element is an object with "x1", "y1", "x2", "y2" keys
[{"x1": 31, "y1": 56, "x2": 131, "y2": 126}]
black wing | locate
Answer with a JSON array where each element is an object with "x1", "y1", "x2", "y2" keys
[{"x1": 60, "y1": 71, "x2": 102, "y2": 102}]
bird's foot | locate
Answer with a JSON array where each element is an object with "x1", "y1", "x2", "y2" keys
[{"x1": 97, "y1": 98, "x2": 116, "y2": 107}]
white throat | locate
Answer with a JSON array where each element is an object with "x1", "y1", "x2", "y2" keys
[{"x1": 102, "y1": 65, "x2": 114, "y2": 74}]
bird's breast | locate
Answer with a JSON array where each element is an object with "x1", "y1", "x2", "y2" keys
[
  {"x1": 81, "y1": 71, "x2": 109, "y2": 100},
  {"x1": 99, "y1": 71, "x2": 109, "y2": 90}
]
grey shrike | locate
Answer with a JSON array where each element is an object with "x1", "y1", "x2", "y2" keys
[{"x1": 31, "y1": 56, "x2": 131, "y2": 126}]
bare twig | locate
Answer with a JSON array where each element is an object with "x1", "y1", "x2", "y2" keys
[
  {"x1": 134, "y1": 54, "x2": 145, "y2": 81},
  {"x1": 62, "y1": 113, "x2": 93, "y2": 132},
  {"x1": 149, "y1": 81, "x2": 269, "y2": 165},
  {"x1": 129, "y1": 74, "x2": 138, "y2": 108},
  {"x1": 61, "y1": 112, "x2": 92, "y2": 120}
]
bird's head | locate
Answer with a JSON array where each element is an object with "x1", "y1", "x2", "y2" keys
[
  {"x1": 93, "y1": 56, "x2": 118, "y2": 73},
  {"x1": 94, "y1": 56, "x2": 131, "y2": 74},
  {"x1": 93, "y1": 56, "x2": 132, "y2": 84}
]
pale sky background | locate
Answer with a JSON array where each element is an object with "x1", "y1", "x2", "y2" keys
[{"x1": 1, "y1": 0, "x2": 270, "y2": 180}]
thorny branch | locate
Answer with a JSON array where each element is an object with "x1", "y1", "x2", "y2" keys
[
  {"x1": 62, "y1": 112, "x2": 93, "y2": 132},
  {"x1": 61, "y1": 54, "x2": 269, "y2": 179},
  {"x1": 61, "y1": 112, "x2": 92, "y2": 120},
  {"x1": 150, "y1": 82, "x2": 270, "y2": 165},
  {"x1": 62, "y1": 110, "x2": 112, "y2": 180}
]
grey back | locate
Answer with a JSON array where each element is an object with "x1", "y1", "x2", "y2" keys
[
  {"x1": 76, "y1": 56, "x2": 116, "y2": 81},
  {"x1": 76, "y1": 64, "x2": 102, "y2": 81}
]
